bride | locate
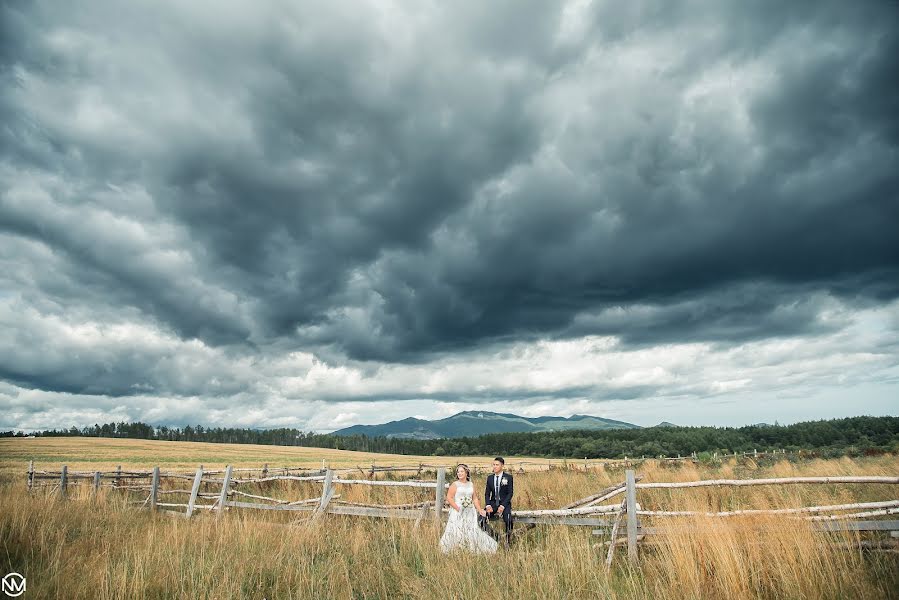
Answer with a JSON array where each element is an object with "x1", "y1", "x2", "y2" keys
[{"x1": 439, "y1": 464, "x2": 498, "y2": 554}]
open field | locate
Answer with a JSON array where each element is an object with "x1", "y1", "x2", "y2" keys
[
  {"x1": 2, "y1": 437, "x2": 898, "y2": 599},
  {"x1": 0, "y1": 436, "x2": 571, "y2": 486}
]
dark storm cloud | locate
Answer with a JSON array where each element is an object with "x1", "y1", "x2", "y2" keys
[
  {"x1": 328, "y1": 0, "x2": 899, "y2": 360},
  {"x1": 560, "y1": 283, "x2": 854, "y2": 347},
  {"x1": 1, "y1": 0, "x2": 898, "y2": 409}
]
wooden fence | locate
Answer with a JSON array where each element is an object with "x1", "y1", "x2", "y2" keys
[
  {"x1": 584, "y1": 472, "x2": 899, "y2": 566},
  {"x1": 24, "y1": 460, "x2": 899, "y2": 565},
  {"x1": 23, "y1": 448, "x2": 803, "y2": 491}
]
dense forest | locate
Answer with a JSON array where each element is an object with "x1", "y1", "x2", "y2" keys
[{"x1": 3, "y1": 416, "x2": 898, "y2": 459}]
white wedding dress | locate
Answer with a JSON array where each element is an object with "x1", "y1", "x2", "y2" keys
[{"x1": 439, "y1": 481, "x2": 498, "y2": 554}]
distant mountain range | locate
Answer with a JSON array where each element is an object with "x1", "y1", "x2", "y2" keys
[{"x1": 331, "y1": 411, "x2": 641, "y2": 440}]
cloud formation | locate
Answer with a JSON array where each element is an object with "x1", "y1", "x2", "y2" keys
[{"x1": 1, "y1": 0, "x2": 897, "y2": 430}]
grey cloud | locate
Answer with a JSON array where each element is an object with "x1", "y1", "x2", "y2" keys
[
  {"x1": 0, "y1": 0, "x2": 897, "y2": 419},
  {"x1": 560, "y1": 284, "x2": 855, "y2": 347}
]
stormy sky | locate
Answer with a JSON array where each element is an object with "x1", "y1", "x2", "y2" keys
[{"x1": 1, "y1": 0, "x2": 898, "y2": 433}]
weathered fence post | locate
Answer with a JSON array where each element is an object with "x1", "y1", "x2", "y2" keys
[
  {"x1": 320, "y1": 469, "x2": 334, "y2": 508},
  {"x1": 605, "y1": 499, "x2": 627, "y2": 570},
  {"x1": 186, "y1": 465, "x2": 204, "y2": 518},
  {"x1": 217, "y1": 465, "x2": 233, "y2": 518},
  {"x1": 92, "y1": 471, "x2": 101, "y2": 500},
  {"x1": 625, "y1": 469, "x2": 638, "y2": 563},
  {"x1": 435, "y1": 467, "x2": 447, "y2": 526},
  {"x1": 262, "y1": 463, "x2": 268, "y2": 478},
  {"x1": 150, "y1": 466, "x2": 160, "y2": 512},
  {"x1": 115, "y1": 465, "x2": 122, "y2": 488},
  {"x1": 313, "y1": 469, "x2": 335, "y2": 519},
  {"x1": 27, "y1": 459, "x2": 34, "y2": 492},
  {"x1": 59, "y1": 465, "x2": 68, "y2": 500}
]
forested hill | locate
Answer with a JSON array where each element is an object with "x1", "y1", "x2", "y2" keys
[
  {"x1": 4, "y1": 416, "x2": 898, "y2": 459},
  {"x1": 332, "y1": 410, "x2": 639, "y2": 439}
]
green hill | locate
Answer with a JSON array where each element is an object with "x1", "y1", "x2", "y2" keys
[{"x1": 331, "y1": 411, "x2": 640, "y2": 439}]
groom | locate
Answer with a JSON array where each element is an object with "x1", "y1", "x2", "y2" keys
[{"x1": 480, "y1": 457, "x2": 513, "y2": 546}]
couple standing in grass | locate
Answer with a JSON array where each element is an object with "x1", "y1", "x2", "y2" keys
[{"x1": 439, "y1": 457, "x2": 514, "y2": 554}]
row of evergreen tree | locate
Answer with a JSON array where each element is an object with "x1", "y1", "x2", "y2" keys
[{"x1": 3, "y1": 416, "x2": 897, "y2": 459}]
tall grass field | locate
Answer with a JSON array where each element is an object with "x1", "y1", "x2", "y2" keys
[{"x1": 1, "y1": 437, "x2": 897, "y2": 599}]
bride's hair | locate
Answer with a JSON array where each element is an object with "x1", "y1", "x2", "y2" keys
[{"x1": 456, "y1": 464, "x2": 470, "y2": 481}]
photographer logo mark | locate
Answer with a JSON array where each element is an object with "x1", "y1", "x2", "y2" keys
[{"x1": 2, "y1": 573, "x2": 25, "y2": 597}]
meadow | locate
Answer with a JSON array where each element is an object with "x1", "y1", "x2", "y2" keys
[{"x1": 1, "y1": 437, "x2": 898, "y2": 599}]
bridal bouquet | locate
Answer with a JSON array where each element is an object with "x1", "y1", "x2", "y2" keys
[{"x1": 460, "y1": 495, "x2": 472, "y2": 509}]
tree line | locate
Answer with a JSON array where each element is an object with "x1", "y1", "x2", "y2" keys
[{"x1": 3, "y1": 415, "x2": 897, "y2": 459}]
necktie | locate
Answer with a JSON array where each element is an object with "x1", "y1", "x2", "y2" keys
[{"x1": 495, "y1": 473, "x2": 500, "y2": 497}]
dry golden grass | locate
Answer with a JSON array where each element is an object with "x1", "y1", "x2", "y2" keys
[{"x1": 1, "y1": 438, "x2": 898, "y2": 599}]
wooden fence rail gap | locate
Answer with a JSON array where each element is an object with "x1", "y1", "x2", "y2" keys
[
  {"x1": 572, "y1": 477, "x2": 645, "y2": 510},
  {"x1": 637, "y1": 500, "x2": 899, "y2": 518},
  {"x1": 636, "y1": 476, "x2": 899, "y2": 489},
  {"x1": 414, "y1": 501, "x2": 430, "y2": 529}
]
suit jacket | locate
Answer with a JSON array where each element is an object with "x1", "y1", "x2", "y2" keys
[{"x1": 485, "y1": 472, "x2": 513, "y2": 511}]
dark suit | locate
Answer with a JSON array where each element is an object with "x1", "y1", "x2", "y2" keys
[{"x1": 481, "y1": 472, "x2": 513, "y2": 545}]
